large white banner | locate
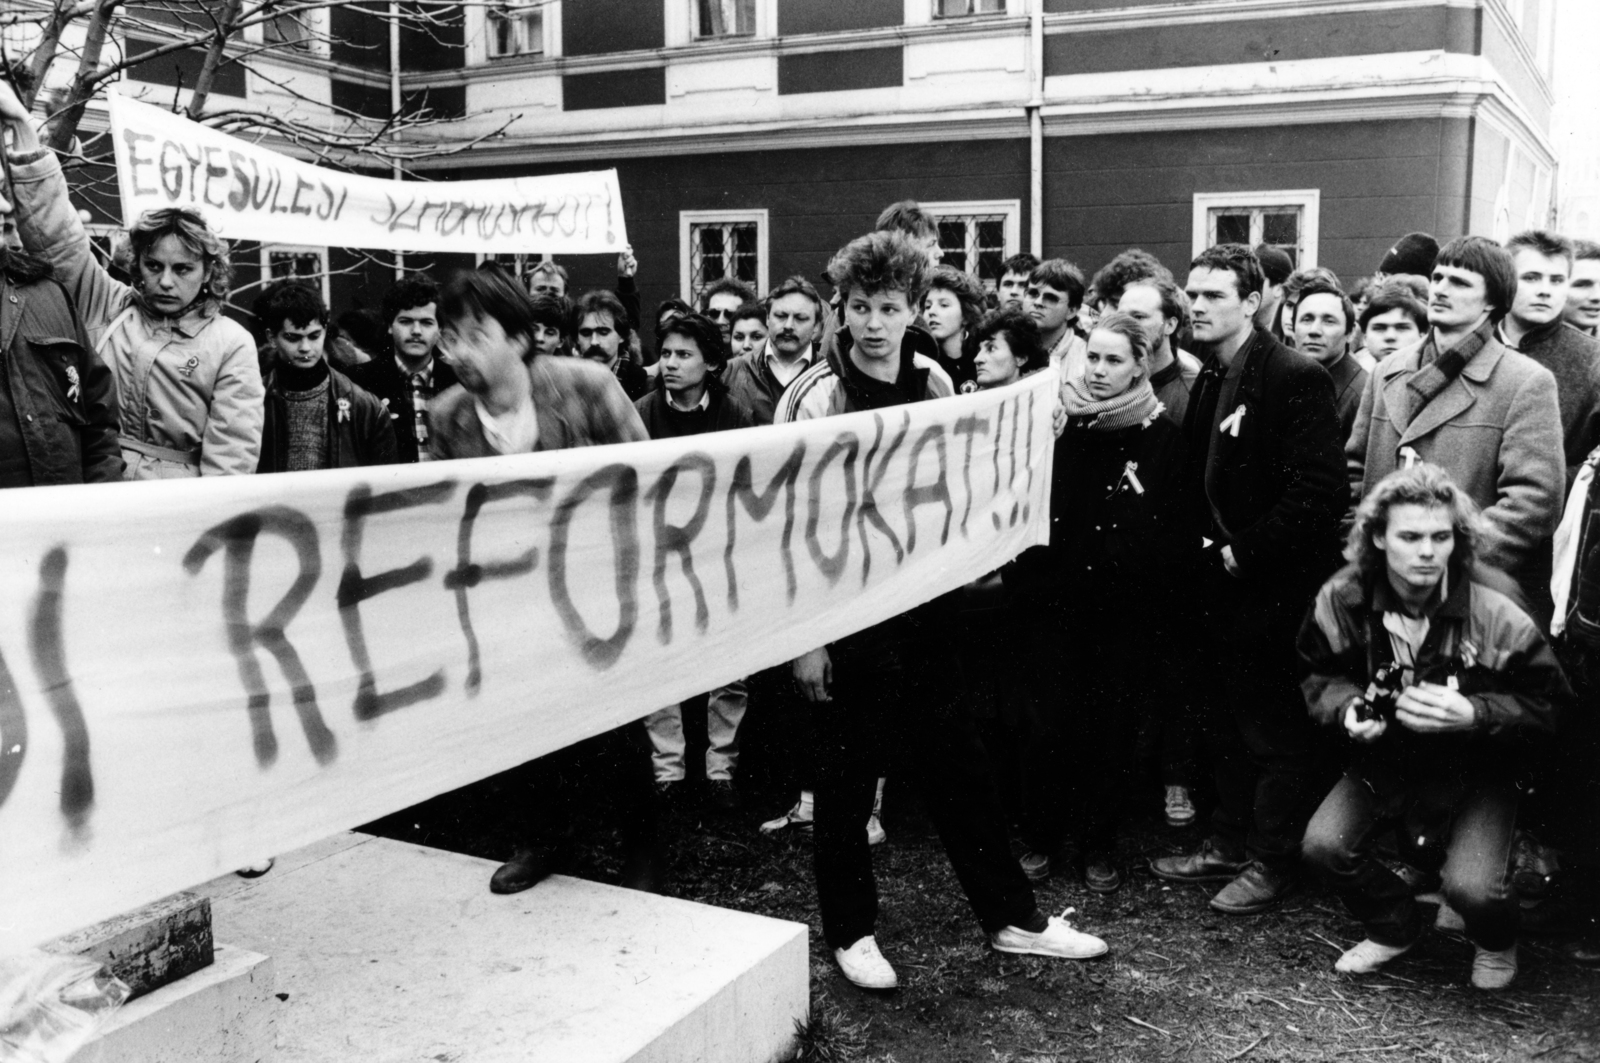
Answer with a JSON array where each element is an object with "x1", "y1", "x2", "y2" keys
[
  {"x1": 106, "y1": 93, "x2": 628, "y2": 255},
  {"x1": 0, "y1": 373, "x2": 1055, "y2": 955}
]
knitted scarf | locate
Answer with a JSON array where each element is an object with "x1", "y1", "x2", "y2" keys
[
  {"x1": 1060, "y1": 373, "x2": 1163, "y2": 432},
  {"x1": 1402, "y1": 319, "x2": 1492, "y2": 429}
]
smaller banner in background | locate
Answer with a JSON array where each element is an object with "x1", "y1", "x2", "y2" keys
[{"x1": 107, "y1": 93, "x2": 627, "y2": 255}]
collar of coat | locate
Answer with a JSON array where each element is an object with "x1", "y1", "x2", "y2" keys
[{"x1": 1376, "y1": 324, "x2": 1505, "y2": 385}]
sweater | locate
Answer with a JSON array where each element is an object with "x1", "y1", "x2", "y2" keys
[{"x1": 1503, "y1": 318, "x2": 1600, "y2": 486}]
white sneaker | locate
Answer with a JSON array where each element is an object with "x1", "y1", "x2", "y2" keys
[
  {"x1": 1164, "y1": 785, "x2": 1196, "y2": 827},
  {"x1": 1334, "y1": 938, "x2": 1413, "y2": 974},
  {"x1": 834, "y1": 935, "x2": 898, "y2": 989},
  {"x1": 990, "y1": 908, "x2": 1108, "y2": 960},
  {"x1": 760, "y1": 793, "x2": 814, "y2": 835},
  {"x1": 866, "y1": 814, "x2": 887, "y2": 847},
  {"x1": 1471, "y1": 944, "x2": 1517, "y2": 990}
]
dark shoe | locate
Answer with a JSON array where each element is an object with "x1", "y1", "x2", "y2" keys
[
  {"x1": 620, "y1": 844, "x2": 666, "y2": 894},
  {"x1": 1084, "y1": 854, "x2": 1123, "y2": 894},
  {"x1": 1210, "y1": 862, "x2": 1294, "y2": 915},
  {"x1": 707, "y1": 778, "x2": 742, "y2": 813},
  {"x1": 1565, "y1": 938, "x2": 1600, "y2": 967},
  {"x1": 1150, "y1": 840, "x2": 1247, "y2": 884},
  {"x1": 490, "y1": 847, "x2": 560, "y2": 895},
  {"x1": 1019, "y1": 851, "x2": 1051, "y2": 882}
]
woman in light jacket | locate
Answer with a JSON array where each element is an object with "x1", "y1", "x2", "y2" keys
[{"x1": 1, "y1": 85, "x2": 262, "y2": 479}]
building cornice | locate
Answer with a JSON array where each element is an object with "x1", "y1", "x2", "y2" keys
[{"x1": 403, "y1": 81, "x2": 1533, "y2": 172}]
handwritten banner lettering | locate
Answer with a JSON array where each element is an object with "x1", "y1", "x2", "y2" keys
[
  {"x1": 107, "y1": 93, "x2": 627, "y2": 255},
  {"x1": 0, "y1": 372, "x2": 1055, "y2": 955}
]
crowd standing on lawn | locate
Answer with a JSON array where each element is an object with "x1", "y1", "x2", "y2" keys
[{"x1": 2, "y1": 77, "x2": 1599, "y2": 1002}]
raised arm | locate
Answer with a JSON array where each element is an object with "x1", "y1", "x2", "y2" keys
[{"x1": 0, "y1": 81, "x2": 130, "y2": 344}]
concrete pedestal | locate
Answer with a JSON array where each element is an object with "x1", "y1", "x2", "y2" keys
[
  {"x1": 192, "y1": 832, "x2": 808, "y2": 1063},
  {"x1": 74, "y1": 944, "x2": 275, "y2": 1063}
]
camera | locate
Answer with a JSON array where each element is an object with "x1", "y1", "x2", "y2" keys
[{"x1": 1355, "y1": 662, "x2": 1405, "y2": 723}]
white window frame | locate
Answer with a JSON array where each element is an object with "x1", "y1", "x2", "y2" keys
[
  {"x1": 82, "y1": 223, "x2": 124, "y2": 275},
  {"x1": 261, "y1": 244, "x2": 331, "y2": 304},
  {"x1": 1192, "y1": 189, "x2": 1320, "y2": 268},
  {"x1": 692, "y1": 0, "x2": 758, "y2": 39},
  {"x1": 466, "y1": 0, "x2": 560, "y2": 64},
  {"x1": 679, "y1": 209, "x2": 769, "y2": 304},
  {"x1": 243, "y1": 5, "x2": 330, "y2": 59},
  {"x1": 921, "y1": 199, "x2": 1022, "y2": 291},
  {"x1": 930, "y1": 0, "x2": 1007, "y2": 20}
]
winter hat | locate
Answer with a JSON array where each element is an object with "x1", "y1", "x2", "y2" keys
[{"x1": 1379, "y1": 233, "x2": 1439, "y2": 278}]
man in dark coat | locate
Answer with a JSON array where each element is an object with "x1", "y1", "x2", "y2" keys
[
  {"x1": 0, "y1": 247, "x2": 121, "y2": 486},
  {"x1": 345, "y1": 275, "x2": 457, "y2": 463},
  {"x1": 1151, "y1": 243, "x2": 1346, "y2": 915},
  {"x1": 1499, "y1": 230, "x2": 1600, "y2": 487},
  {"x1": 1291, "y1": 280, "x2": 1368, "y2": 445},
  {"x1": 254, "y1": 281, "x2": 396, "y2": 473},
  {"x1": 575, "y1": 288, "x2": 649, "y2": 402}
]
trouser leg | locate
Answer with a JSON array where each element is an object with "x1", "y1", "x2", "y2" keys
[
  {"x1": 1017, "y1": 601, "x2": 1068, "y2": 855},
  {"x1": 643, "y1": 704, "x2": 686, "y2": 783},
  {"x1": 1440, "y1": 783, "x2": 1521, "y2": 951},
  {"x1": 1201, "y1": 570, "x2": 1318, "y2": 870},
  {"x1": 812, "y1": 635, "x2": 898, "y2": 951},
  {"x1": 1302, "y1": 774, "x2": 1421, "y2": 946},
  {"x1": 705, "y1": 678, "x2": 748, "y2": 780},
  {"x1": 899, "y1": 650, "x2": 1042, "y2": 935}
]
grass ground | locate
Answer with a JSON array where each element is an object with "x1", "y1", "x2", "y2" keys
[{"x1": 365, "y1": 742, "x2": 1600, "y2": 1063}]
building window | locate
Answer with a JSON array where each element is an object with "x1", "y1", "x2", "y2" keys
[
  {"x1": 1192, "y1": 190, "x2": 1320, "y2": 269},
  {"x1": 261, "y1": 244, "x2": 330, "y2": 303},
  {"x1": 933, "y1": 0, "x2": 1005, "y2": 18},
  {"x1": 488, "y1": 0, "x2": 545, "y2": 58},
  {"x1": 680, "y1": 210, "x2": 768, "y2": 305},
  {"x1": 695, "y1": 0, "x2": 756, "y2": 38},
  {"x1": 262, "y1": 9, "x2": 312, "y2": 50},
  {"x1": 921, "y1": 199, "x2": 1022, "y2": 293}
]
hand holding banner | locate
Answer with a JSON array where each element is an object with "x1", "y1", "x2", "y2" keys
[{"x1": 107, "y1": 93, "x2": 627, "y2": 255}]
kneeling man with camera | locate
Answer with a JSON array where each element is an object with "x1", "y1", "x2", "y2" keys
[{"x1": 1297, "y1": 464, "x2": 1571, "y2": 990}]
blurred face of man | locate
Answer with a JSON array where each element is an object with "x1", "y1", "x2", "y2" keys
[
  {"x1": 1185, "y1": 266, "x2": 1259, "y2": 345},
  {"x1": 767, "y1": 292, "x2": 818, "y2": 359},
  {"x1": 1509, "y1": 247, "x2": 1570, "y2": 330},
  {"x1": 1427, "y1": 264, "x2": 1492, "y2": 332},
  {"x1": 529, "y1": 270, "x2": 566, "y2": 299},
  {"x1": 843, "y1": 287, "x2": 914, "y2": 365},
  {"x1": 1564, "y1": 258, "x2": 1600, "y2": 332},
  {"x1": 577, "y1": 310, "x2": 622, "y2": 367},
  {"x1": 915, "y1": 231, "x2": 943, "y2": 266},
  {"x1": 730, "y1": 315, "x2": 767, "y2": 360},
  {"x1": 391, "y1": 302, "x2": 439, "y2": 366},
  {"x1": 1024, "y1": 282, "x2": 1074, "y2": 339},
  {"x1": 1292, "y1": 292, "x2": 1351, "y2": 365},
  {"x1": 271, "y1": 318, "x2": 326, "y2": 370},
  {"x1": 998, "y1": 270, "x2": 1029, "y2": 309},
  {"x1": 657, "y1": 332, "x2": 710, "y2": 400},
  {"x1": 704, "y1": 292, "x2": 744, "y2": 341},
  {"x1": 1116, "y1": 283, "x2": 1176, "y2": 356},
  {"x1": 440, "y1": 311, "x2": 528, "y2": 395},
  {"x1": 1377, "y1": 503, "x2": 1454, "y2": 601},
  {"x1": 1364, "y1": 307, "x2": 1423, "y2": 357}
]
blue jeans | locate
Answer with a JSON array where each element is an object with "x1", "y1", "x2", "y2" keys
[{"x1": 1302, "y1": 772, "x2": 1520, "y2": 950}]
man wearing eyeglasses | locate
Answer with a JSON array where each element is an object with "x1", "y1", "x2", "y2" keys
[{"x1": 699, "y1": 278, "x2": 758, "y2": 345}]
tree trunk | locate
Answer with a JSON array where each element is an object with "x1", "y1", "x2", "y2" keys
[
  {"x1": 45, "y1": 0, "x2": 119, "y2": 154},
  {"x1": 186, "y1": 0, "x2": 244, "y2": 121},
  {"x1": 22, "y1": 0, "x2": 79, "y2": 110}
]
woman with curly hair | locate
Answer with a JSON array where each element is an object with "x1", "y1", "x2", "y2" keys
[
  {"x1": 0, "y1": 83, "x2": 263, "y2": 479},
  {"x1": 921, "y1": 264, "x2": 987, "y2": 392}
]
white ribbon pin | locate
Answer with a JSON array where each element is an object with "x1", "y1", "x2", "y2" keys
[
  {"x1": 1219, "y1": 404, "x2": 1247, "y2": 437},
  {"x1": 1118, "y1": 460, "x2": 1145, "y2": 496},
  {"x1": 1399, "y1": 445, "x2": 1422, "y2": 469},
  {"x1": 64, "y1": 365, "x2": 80, "y2": 403}
]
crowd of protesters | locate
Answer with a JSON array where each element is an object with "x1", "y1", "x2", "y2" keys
[{"x1": 3, "y1": 78, "x2": 1599, "y2": 998}]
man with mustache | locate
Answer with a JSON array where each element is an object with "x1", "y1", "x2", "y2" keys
[
  {"x1": 575, "y1": 288, "x2": 650, "y2": 402},
  {"x1": 1347, "y1": 236, "x2": 1563, "y2": 606},
  {"x1": 1497, "y1": 230, "x2": 1600, "y2": 487},
  {"x1": 723, "y1": 275, "x2": 824, "y2": 427}
]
